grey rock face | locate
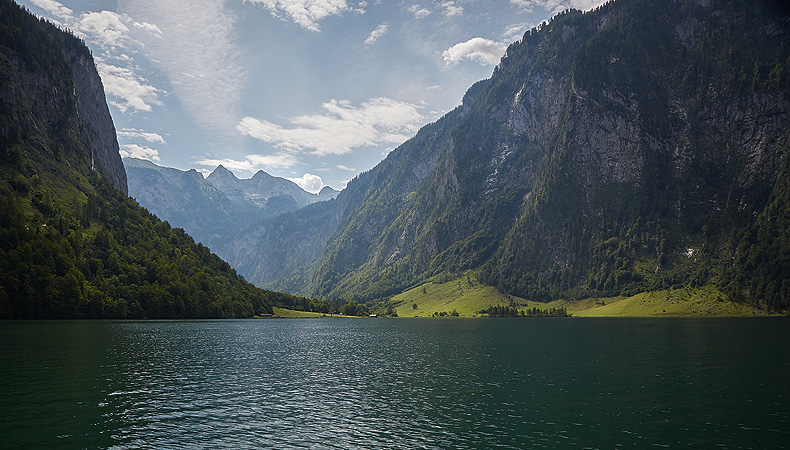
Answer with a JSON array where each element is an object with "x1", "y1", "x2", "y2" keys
[
  {"x1": 69, "y1": 52, "x2": 127, "y2": 194},
  {"x1": 0, "y1": 38, "x2": 126, "y2": 194}
]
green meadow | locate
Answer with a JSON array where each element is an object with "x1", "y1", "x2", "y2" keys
[{"x1": 391, "y1": 276, "x2": 774, "y2": 318}]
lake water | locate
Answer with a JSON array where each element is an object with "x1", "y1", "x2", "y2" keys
[{"x1": 1, "y1": 318, "x2": 788, "y2": 449}]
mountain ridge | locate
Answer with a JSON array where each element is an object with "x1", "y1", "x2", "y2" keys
[{"x1": 124, "y1": 158, "x2": 339, "y2": 259}]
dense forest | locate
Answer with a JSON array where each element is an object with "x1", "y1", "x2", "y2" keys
[{"x1": 0, "y1": 0, "x2": 296, "y2": 319}]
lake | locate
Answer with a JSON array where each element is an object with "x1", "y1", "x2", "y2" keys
[{"x1": 1, "y1": 318, "x2": 788, "y2": 449}]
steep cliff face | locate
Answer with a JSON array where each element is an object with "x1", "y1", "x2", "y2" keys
[
  {"x1": 0, "y1": 1, "x2": 126, "y2": 194},
  {"x1": 70, "y1": 52, "x2": 127, "y2": 194},
  {"x1": 228, "y1": 0, "x2": 790, "y2": 310}
]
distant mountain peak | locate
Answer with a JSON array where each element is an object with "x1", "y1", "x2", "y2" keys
[
  {"x1": 252, "y1": 170, "x2": 273, "y2": 180},
  {"x1": 122, "y1": 157, "x2": 159, "y2": 169},
  {"x1": 318, "y1": 185, "x2": 340, "y2": 200},
  {"x1": 207, "y1": 165, "x2": 238, "y2": 181}
]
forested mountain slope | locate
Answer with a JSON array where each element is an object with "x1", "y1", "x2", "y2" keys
[
  {"x1": 236, "y1": 0, "x2": 790, "y2": 311},
  {"x1": 0, "y1": 0, "x2": 295, "y2": 318}
]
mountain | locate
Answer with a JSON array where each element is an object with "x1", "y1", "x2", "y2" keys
[
  {"x1": 0, "y1": 0, "x2": 299, "y2": 319},
  {"x1": 124, "y1": 158, "x2": 339, "y2": 255},
  {"x1": 228, "y1": 0, "x2": 790, "y2": 311},
  {"x1": 205, "y1": 164, "x2": 339, "y2": 209}
]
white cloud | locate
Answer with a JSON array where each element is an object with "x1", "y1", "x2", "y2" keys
[
  {"x1": 511, "y1": 0, "x2": 606, "y2": 14},
  {"x1": 117, "y1": 128, "x2": 166, "y2": 144},
  {"x1": 441, "y1": 1, "x2": 463, "y2": 16},
  {"x1": 132, "y1": 21, "x2": 163, "y2": 37},
  {"x1": 194, "y1": 153, "x2": 299, "y2": 172},
  {"x1": 97, "y1": 63, "x2": 163, "y2": 113},
  {"x1": 337, "y1": 164, "x2": 356, "y2": 171},
  {"x1": 120, "y1": 144, "x2": 160, "y2": 161},
  {"x1": 286, "y1": 173, "x2": 325, "y2": 193},
  {"x1": 442, "y1": 37, "x2": 506, "y2": 66},
  {"x1": 246, "y1": 0, "x2": 352, "y2": 32},
  {"x1": 407, "y1": 5, "x2": 431, "y2": 19},
  {"x1": 364, "y1": 23, "x2": 389, "y2": 47},
  {"x1": 76, "y1": 11, "x2": 130, "y2": 50},
  {"x1": 119, "y1": 0, "x2": 246, "y2": 139},
  {"x1": 29, "y1": 0, "x2": 73, "y2": 20},
  {"x1": 237, "y1": 97, "x2": 424, "y2": 156}
]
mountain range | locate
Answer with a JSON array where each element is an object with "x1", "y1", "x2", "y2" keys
[
  {"x1": 181, "y1": 0, "x2": 788, "y2": 311},
  {"x1": 124, "y1": 158, "x2": 338, "y2": 257}
]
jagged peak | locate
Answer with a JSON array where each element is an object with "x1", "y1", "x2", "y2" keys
[
  {"x1": 208, "y1": 165, "x2": 237, "y2": 180},
  {"x1": 251, "y1": 170, "x2": 274, "y2": 180}
]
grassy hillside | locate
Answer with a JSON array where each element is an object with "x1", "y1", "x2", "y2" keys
[{"x1": 391, "y1": 275, "x2": 774, "y2": 318}]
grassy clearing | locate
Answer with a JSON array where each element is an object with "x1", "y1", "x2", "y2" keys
[
  {"x1": 392, "y1": 275, "x2": 546, "y2": 317},
  {"x1": 556, "y1": 286, "x2": 771, "y2": 317},
  {"x1": 391, "y1": 276, "x2": 773, "y2": 318}
]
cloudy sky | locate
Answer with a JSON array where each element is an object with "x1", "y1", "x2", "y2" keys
[{"x1": 21, "y1": 0, "x2": 606, "y2": 192}]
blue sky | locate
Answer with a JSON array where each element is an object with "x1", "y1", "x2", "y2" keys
[{"x1": 21, "y1": 0, "x2": 606, "y2": 192}]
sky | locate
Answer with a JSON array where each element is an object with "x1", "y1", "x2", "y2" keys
[{"x1": 20, "y1": 0, "x2": 607, "y2": 192}]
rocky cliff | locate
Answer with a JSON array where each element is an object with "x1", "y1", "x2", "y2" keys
[
  {"x1": 0, "y1": 1, "x2": 126, "y2": 194},
  {"x1": 70, "y1": 51, "x2": 127, "y2": 194}
]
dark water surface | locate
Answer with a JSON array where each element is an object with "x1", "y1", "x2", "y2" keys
[{"x1": 1, "y1": 318, "x2": 788, "y2": 449}]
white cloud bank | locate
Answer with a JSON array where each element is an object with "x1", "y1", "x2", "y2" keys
[
  {"x1": 29, "y1": 0, "x2": 72, "y2": 20},
  {"x1": 441, "y1": 1, "x2": 463, "y2": 16},
  {"x1": 407, "y1": 5, "x2": 432, "y2": 19},
  {"x1": 194, "y1": 153, "x2": 299, "y2": 173},
  {"x1": 442, "y1": 37, "x2": 506, "y2": 66},
  {"x1": 246, "y1": 0, "x2": 354, "y2": 32},
  {"x1": 117, "y1": 128, "x2": 166, "y2": 144},
  {"x1": 237, "y1": 97, "x2": 424, "y2": 156},
  {"x1": 28, "y1": 0, "x2": 165, "y2": 114},
  {"x1": 119, "y1": 144, "x2": 160, "y2": 161},
  {"x1": 97, "y1": 63, "x2": 163, "y2": 113},
  {"x1": 286, "y1": 173, "x2": 325, "y2": 193}
]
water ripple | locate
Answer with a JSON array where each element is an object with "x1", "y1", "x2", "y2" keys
[{"x1": 2, "y1": 319, "x2": 789, "y2": 449}]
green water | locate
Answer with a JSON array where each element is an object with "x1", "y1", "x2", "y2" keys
[{"x1": 1, "y1": 318, "x2": 788, "y2": 449}]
